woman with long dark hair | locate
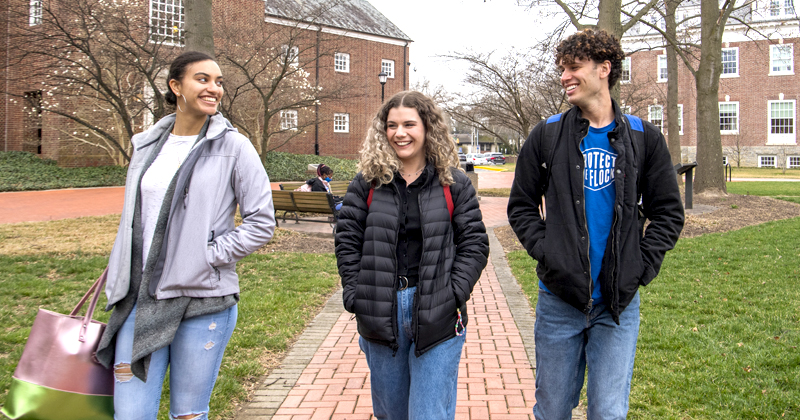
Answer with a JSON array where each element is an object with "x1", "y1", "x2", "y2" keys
[{"x1": 96, "y1": 51, "x2": 275, "y2": 419}]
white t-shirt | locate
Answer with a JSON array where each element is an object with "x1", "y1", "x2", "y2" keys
[{"x1": 139, "y1": 134, "x2": 197, "y2": 268}]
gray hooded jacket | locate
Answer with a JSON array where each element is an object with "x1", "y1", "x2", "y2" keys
[{"x1": 105, "y1": 113, "x2": 275, "y2": 307}]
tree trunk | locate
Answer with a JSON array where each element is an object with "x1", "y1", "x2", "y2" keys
[
  {"x1": 184, "y1": 0, "x2": 215, "y2": 57},
  {"x1": 694, "y1": 0, "x2": 726, "y2": 195},
  {"x1": 665, "y1": 0, "x2": 681, "y2": 166},
  {"x1": 597, "y1": 0, "x2": 623, "y2": 103}
]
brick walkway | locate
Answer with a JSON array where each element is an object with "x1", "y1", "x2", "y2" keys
[{"x1": 237, "y1": 229, "x2": 540, "y2": 420}]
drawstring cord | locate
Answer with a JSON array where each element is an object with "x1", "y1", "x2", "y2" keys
[{"x1": 455, "y1": 308, "x2": 465, "y2": 336}]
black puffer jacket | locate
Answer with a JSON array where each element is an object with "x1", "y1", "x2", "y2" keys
[
  {"x1": 335, "y1": 165, "x2": 488, "y2": 356},
  {"x1": 508, "y1": 100, "x2": 684, "y2": 322}
]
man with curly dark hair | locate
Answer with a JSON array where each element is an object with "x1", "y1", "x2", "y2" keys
[{"x1": 508, "y1": 29, "x2": 684, "y2": 419}]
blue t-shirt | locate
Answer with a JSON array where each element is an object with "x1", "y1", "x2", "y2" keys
[{"x1": 540, "y1": 121, "x2": 617, "y2": 305}]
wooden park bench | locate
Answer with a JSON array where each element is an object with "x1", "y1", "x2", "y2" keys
[{"x1": 271, "y1": 190, "x2": 339, "y2": 234}]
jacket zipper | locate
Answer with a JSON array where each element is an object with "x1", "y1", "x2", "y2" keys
[
  {"x1": 390, "y1": 183, "x2": 401, "y2": 356},
  {"x1": 579, "y1": 130, "x2": 593, "y2": 314}
]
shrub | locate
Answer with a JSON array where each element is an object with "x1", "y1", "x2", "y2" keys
[
  {"x1": 0, "y1": 152, "x2": 127, "y2": 192},
  {"x1": 263, "y1": 151, "x2": 358, "y2": 182}
]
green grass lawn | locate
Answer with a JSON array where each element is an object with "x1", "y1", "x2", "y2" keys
[
  {"x1": 0, "y1": 250, "x2": 339, "y2": 420},
  {"x1": 726, "y1": 167, "x2": 800, "y2": 179},
  {"x1": 508, "y1": 217, "x2": 800, "y2": 418},
  {"x1": 727, "y1": 181, "x2": 800, "y2": 204}
]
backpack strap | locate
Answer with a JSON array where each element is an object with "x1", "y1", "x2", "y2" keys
[
  {"x1": 540, "y1": 113, "x2": 562, "y2": 195},
  {"x1": 367, "y1": 184, "x2": 453, "y2": 220},
  {"x1": 623, "y1": 113, "x2": 645, "y2": 202}
]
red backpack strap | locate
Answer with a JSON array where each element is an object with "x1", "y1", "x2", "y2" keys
[
  {"x1": 444, "y1": 185, "x2": 454, "y2": 220},
  {"x1": 367, "y1": 187, "x2": 374, "y2": 208}
]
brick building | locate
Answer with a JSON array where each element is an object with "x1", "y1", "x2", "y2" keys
[
  {"x1": 0, "y1": 0, "x2": 411, "y2": 166},
  {"x1": 621, "y1": 1, "x2": 800, "y2": 168}
]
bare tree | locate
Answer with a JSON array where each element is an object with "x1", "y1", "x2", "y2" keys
[
  {"x1": 185, "y1": 0, "x2": 215, "y2": 56},
  {"x1": 214, "y1": 1, "x2": 357, "y2": 164},
  {"x1": 4, "y1": 0, "x2": 174, "y2": 164},
  {"x1": 442, "y1": 44, "x2": 567, "y2": 153}
]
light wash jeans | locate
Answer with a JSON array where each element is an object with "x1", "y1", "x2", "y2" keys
[
  {"x1": 113, "y1": 305, "x2": 237, "y2": 420},
  {"x1": 359, "y1": 286, "x2": 466, "y2": 420},
  {"x1": 533, "y1": 289, "x2": 640, "y2": 420}
]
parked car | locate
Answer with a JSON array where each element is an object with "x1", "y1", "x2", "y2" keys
[
  {"x1": 465, "y1": 153, "x2": 488, "y2": 165},
  {"x1": 458, "y1": 153, "x2": 466, "y2": 162},
  {"x1": 485, "y1": 153, "x2": 506, "y2": 165}
]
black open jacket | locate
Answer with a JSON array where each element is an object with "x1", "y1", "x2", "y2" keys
[
  {"x1": 508, "y1": 100, "x2": 684, "y2": 322},
  {"x1": 335, "y1": 165, "x2": 488, "y2": 356}
]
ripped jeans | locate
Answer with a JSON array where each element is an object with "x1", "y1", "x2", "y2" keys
[{"x1": 113, "y1": 305, "x2": 237, "y2": 420}]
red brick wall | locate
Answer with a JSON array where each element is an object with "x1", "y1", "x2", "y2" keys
[
  {"x1": 1, "y1": 0, "x2": 410, "y2": 166},
  {"x1": 626, "y1": 38, "x2": 800, "y2": 166}
]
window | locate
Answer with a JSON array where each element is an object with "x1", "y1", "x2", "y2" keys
[
  {"x1": 759, "y1": 155, "x2": 777, "y2": 167},
  {"x1": 280, "y1": 110, "x2": 298, "y2": 131},
  {"x1": 657, "y1": 55, "x2": 667, "y2": 82},
  {"x1": 381, "y1": 60, "x2": 395, "y2": 78},
  {"x1": 150, "y1": 0, "x2": 184, "y2": 45},
  {"x1": 621, "y1": 105, "x2": 632, "y2": 115},
  {"x1": 721, "y1": 48, "x2": 739, "y2": 76},
  {"x1": 334, "y1": 113, "x2": 349, "y2": 133},
  {"x1": 768, "y1": 100, "x2": 796, "y2": 144},
  {"x1": 719, "y1": 102, "x2": 739, "y2": 134},
  {"x1": 678, "y1": 104, "x2": 684, "y2": 135},
  {"x1": 649, "y1": 105, "x2": 664, "y2": 133},
  {"x1": 621, "y1": 57, "x2": 631, "y2": 83},
  {"x1": 282, "y1": 45, "x2": 299, "y2": 66},
  {"x1": 788, "y1": 156, "x2": 800, "y2": 168},
  {"x1": 770, "y1": 0, "x2": 795, "y2": 16},
  {"x1": 770, "y1": 44, "x2": 793, "y2": 75},
  {"x1": 29, "y1": 0, "x2": 42, "y2": 26},
  {"x1": 334, "y1": 53, "x2": 350, "y2": 73},
  {"x1": 722, "y1": 156, "x2": 729, "y2": 166}
]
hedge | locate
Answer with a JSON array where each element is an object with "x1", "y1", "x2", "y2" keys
[{"x1": 0, "y1": 151, "x2": 359, "y2": 192}]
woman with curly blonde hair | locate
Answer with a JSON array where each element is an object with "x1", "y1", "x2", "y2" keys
[{"x1": 335, "y1": 91, "x2": 489, "y2": 419}]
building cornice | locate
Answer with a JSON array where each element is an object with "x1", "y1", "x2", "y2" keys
[{"x1": 264, "y1": 15, "x2": 411, "y2": 47}]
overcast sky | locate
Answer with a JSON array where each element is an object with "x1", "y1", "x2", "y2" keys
[{"x1": 366, "y1": 0, "x2": 555, "y2": 94}]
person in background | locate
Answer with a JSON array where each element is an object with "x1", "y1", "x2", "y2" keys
[
  {"x1": 296, "y1": 163, "x2": 342, "y2": 210},
  {"x1": 96, "y1": 51, "x2": 275, "y2": 420},
  {"x1": 335, "y1": 91, "x2": 489, "y2": 419},
  {"x1": 508, "y1": 29, "x2": 684, "y2": 419}
]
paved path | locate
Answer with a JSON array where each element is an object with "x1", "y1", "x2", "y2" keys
[
  {"x1": 0, "y1": 187, "x2": 125, "y2": 224},
  {"x1": 236, "y1": 229, "x2": 539, "y2": 420}
]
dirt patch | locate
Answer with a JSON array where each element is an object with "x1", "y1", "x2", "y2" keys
[
  {"x1": 495, "y1": 194, "x2": 800, "y2": 253},
  {"x1": 256, "y1": 228, "x2": 335, "y2": 254}
]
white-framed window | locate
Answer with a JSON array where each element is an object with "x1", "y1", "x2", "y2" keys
[
  {"x1": 621, "y1": 105, "x2": 632, "y2": 115},
  {"x1": 334, "y1": 113, "x2": 349, "y2": 133},
  {"x1": 770, "y1": 44, "x2": 793, "y2": 75},
  {"x1": 29, "y1": 0, "x2": 42, "y2": 26},
  {"x1": 282, "y1": 45, "x2": 299, "y2": 66},
  {"x1": 721, "y1": 47, "x2": 739, "y2": 77},
  {"x1": 334, "y1": 52, "x2": 350, "y2": 73},
  {"x1": 722, "y1": 155, "x2": 729, "y2": 165},
  {"x1": 787, "y1": 156, "x2": 800, "y2": 168},
  {"x1": 657, "y1": 55, "x2": 668, "y2": 82},
  {"x1": 280, "y1": 110, "x2": 298, "y2": 131},
  {"x1": 770, "y1": 0, "x2": 795, "y2": 16},
  {"x1": 149, "y1": 0, "x2": 184, "y2": 46},
  {"x1": 678, "y1": 104, "x2": 684, "y2": 135},
  {"x1": 649, "y1": 105, "x2": 664, "y2": 133},
  {"x1": 759, "y1": 155, "x2": 777, "y2": 167},
  {"x1": 381, "y1": 59, "x2": 395, "y2": 78},
  {"x1": 621, "y1": 57, "x2": 631, "y2": 83},
  {"x1": 719, "y1": 102, "x2": 739, "y2": 134},
  {"x1": 768, "y1": 100, "x2": 796, "y2": 144}
]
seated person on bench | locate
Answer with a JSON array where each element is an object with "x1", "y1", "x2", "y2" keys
[{"x1": 295, "y1": 164, "x2": 343, "y2": 210}]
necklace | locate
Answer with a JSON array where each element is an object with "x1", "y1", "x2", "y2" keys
[{"x1": 400, "y1": 168, "x2": 424, "y2": 178}]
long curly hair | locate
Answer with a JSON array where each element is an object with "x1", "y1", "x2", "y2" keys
[
  {"x1": 358, "y1": 91, "x2": 459, "y2": 187},
  {"x1": 555, "y1": 28, "x2": 625, "y2": 88}
]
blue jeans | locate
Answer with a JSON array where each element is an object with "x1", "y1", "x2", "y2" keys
[
  {"x1": 359, "y1": 286, "x2": 466, "y2": 420},
  {"x1": 533, "y1": 289, "x2": 640, "y2": 420},
  {"x1": 113, "y1": 305, "x2": 237, "y2": 420}
]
